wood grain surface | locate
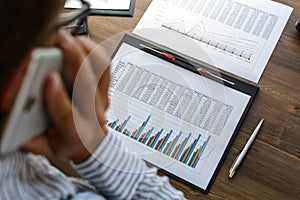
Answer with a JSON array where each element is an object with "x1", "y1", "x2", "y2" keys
[{"x1": 68, "y1": 0, "x2": 300, "y2": 199}]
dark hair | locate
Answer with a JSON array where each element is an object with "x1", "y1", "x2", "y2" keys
[{"x1": 0, "y1": 0, "x2": 64, "y2": 89}]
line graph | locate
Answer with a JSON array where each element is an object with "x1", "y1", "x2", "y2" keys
[{"x1": 162, "y1": 20, "x2": 258, "y2": 60}]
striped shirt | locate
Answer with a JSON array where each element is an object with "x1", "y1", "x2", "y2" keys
[{"x1": 0, "y1": 128, "x2": 185, "y2": 200}]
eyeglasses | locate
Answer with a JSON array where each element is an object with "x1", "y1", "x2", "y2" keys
[{"x1": 56, "y1": 0, "x2": 91, "y2": 34}]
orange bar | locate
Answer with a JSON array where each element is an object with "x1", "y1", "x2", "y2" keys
[
  {"x1": 180, "y1": 145, "x2": 191, "y2": 162},
  {"x1": 155, "y1": 139, "x2": 164, "y2": 150},
  {"x1": 163, "y1": 140, "x2": 173, "y2": 154},
  {"x1": 190, "y1": 146, "x2": 203, "y2": 166},
  {"x1": 139, "y1": 132, "x2": 146, "y2": 142},
  {"x1": 148, "y1": 136, "x2": 156, "y2": 147},
  {"x1": 188, "y1": 149, "x2": 199, "y2": 166},
  {"x1": 131, "y1": 127, "x2": 140, "y2": 139},
  {"x1": 116, "y1": 124, "x2": 122, "y2": 131},
  {"x1": 126, "y1": 131, "x2": 131, "y2": 136},
  {"x1": 172, "y1": 144, "x2": 182, "y2": 158},
  {"x1": 171, "y1": 144, "x2": 179, "y2": 158}
]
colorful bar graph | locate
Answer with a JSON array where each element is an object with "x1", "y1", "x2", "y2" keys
[
  {"x1": 183, "y1": 134, "x2": 201, "y2": 164},
  {"x1": 120, "y1": 116, "x2": 131, "y2": 133},
  {"x1": 159, "y1": 130, "x2": 172, "y2": 151},
  {"x1": 191, "y1": 135, "x2": 211, "y2": 168},
  {"x1": 167, "y1": 132, "x2": 182, "y2": 156},
  {"x1": 175, "y1": 133, "x2": 192, "y2": 160},
  {"x1": 106, "y1": 115, "x2": 210, "y2": 168},
  {"x1": 151, "y1": 129, "x2": 163, "y2": 148}
]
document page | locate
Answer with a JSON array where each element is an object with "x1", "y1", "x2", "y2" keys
[
  {"x1": 106, "y1": 43, "x2": 251, "y2": 190},
  {"x1": 65, "y1": 0, "x2": 131, "y2": 10},
  {"x1": 133, "y1": 0, "x2": 293, "y2": 83}
]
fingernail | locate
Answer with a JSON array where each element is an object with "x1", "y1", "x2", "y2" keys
[
  {"x1": 58, "y1": 30, "x2": 75, "y2": 46},
  {"x1": 46, "y1": 72, "x2": 61, "y2": 98}
]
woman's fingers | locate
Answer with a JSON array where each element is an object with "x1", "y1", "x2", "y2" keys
[
  {"x1": 75, "y1": 36, "x2": 111, "y2": 129},
  {"x1": 44, "y1": 71, "x2": 104, "y2": 162},
  {"x1": 56, "y1": 31, "x2": 100, "y2": 120}
]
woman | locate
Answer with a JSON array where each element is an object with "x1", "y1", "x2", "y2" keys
[{"x1": 0, "y1": 0, "x2": 185, "y2": 199}]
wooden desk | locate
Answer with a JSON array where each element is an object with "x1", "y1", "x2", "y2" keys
[{"x1": 88, "y1": 1, "x2": 300, "y2": 199}]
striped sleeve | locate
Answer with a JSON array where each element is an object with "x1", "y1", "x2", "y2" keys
[
  {"x1": 72, "y1": 128, "x2": 186, "y2": 200},
  {"x1": 0, "y1": 150, "x2": 76, "y2": 200}
]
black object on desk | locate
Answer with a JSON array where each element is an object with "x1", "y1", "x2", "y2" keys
[
  {"x1": 296, "y1": 18, "x2": 300, "y2": 32},
  {"x1": 72, "y1": 17, "x2": 89, "y2": 36},
  {"x1": 61, "y1": 17, "x2": 89, "y2": 36}
]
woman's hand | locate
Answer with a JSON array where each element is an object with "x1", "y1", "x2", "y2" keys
[{"x1": 22, "y1": 31, "x2": 111, "y2": 163}]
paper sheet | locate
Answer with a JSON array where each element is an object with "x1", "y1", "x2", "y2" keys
[
  {"x1": 133, "y1": 0, "x2": 293, "y2": 83},
  {"x1": 65, "y1": 0, "x2": 131, "y2": 10},
  {"x1": 106, "y1": 43, "x2": 251, "y2": 190}
]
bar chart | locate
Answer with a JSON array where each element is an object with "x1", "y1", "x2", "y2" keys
[{"x1": 107, "y1": 115, "x2": 211, "y2": 168}]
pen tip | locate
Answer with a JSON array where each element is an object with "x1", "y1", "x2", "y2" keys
[
  {"x1": 229, "y1": 171, "x2": 235, "y2": 179},
  {"x1": 260, "y1": 118, "x2": 264, "y2": 124}
]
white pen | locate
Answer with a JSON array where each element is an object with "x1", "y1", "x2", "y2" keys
[{"x1": 229, "y1": 119, "x2": 264, "y2": 178}]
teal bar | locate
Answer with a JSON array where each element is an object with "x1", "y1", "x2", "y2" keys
[
  {"x1": 150, "y1": 129, "x2": 163, "y2": 148},
  {"x1": 142, "y1": 128, "x2": 154, "y2": 144},
  {"x1": 167, "y1": 131, "x2": 182, "y2": 156},
  {"x1": 111, "y1": 119, "x2": 119, "y2": 129},
  {"x1": 120, "y1": 116, "x2": 131, "y2": 133},
  {"x1": 134, "y1": 115, "x2": 151, "y2": 140},
  {"x1": 175, "y1": 133, "x2": 191, "y2": 160},
  {"x1": 159, "y1": 130, "x2": 172, "y2": 151},
  {"x1": 193, "y1": 135, "x2": 211, "y2": 168},
  {"x1": 183, "y1": 134, "x2": 201, "y2": 164},
  {"x1": 198, "y1": 135, "x2": 211, "y2": 158}
]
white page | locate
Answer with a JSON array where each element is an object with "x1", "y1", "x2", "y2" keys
[
  {"x1": 133, "y1": 0, "x2": 293, "y2": 83},
  {"x1": 65, "y1": 0, "x2": 131, "y2": 10},
  {"x1": 106, "y1": 43, "x2": 251, "y2": 190}
]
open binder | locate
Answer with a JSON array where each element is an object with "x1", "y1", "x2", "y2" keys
[{"x1": 105, "y1": 34, "x2": 259, "y2": 193}]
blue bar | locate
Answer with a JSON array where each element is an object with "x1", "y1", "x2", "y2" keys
[
  {"x1": 192, "y1": 135, "x2": 211, "y2": 168},
  {"x1": 167, "y1": 131, "x2": 182, "y2": 156},
  {"x1": 134, "y1": 123, "x2": 144, "y2": 140},
  {"x1": 134, "y1": 115, "x2": 151, "y2": 140},
  {"x1": 159, "y1": 130, "x2": 172, "y2": 151},
  {"x1": 150, "y1": 129, "x2": 163, "y2": 148},
  {"x1": 192, "y1": 155, "x2": 200, "y2": 168},
  {"x1": 111, "y1": 119, "x2": 119, "y2": 129},
  {"x1": 120, "y1": 116, "x2": 131, "y2": 133},
  {"x1": 147, "y1": 136, "x2": 155, "y2": 146},
  {"x1": 126, "y1": 131, "x2": 132, "y2": 137},
  {"x1": 183, "y1": 134, "x2": 201, "y2": 164},
  {"x1": 145, "y1": 115, "x2": 151, "y2": 124},
  {"x1": 143, "y1": 128, "x2": 154, "y2": 144},
  {"x1": 175, "y1": 133, "x2": 191, "y2": 160},
  {"x1": 198, "y1": 135, "x2": 211, "y2": 158}
]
